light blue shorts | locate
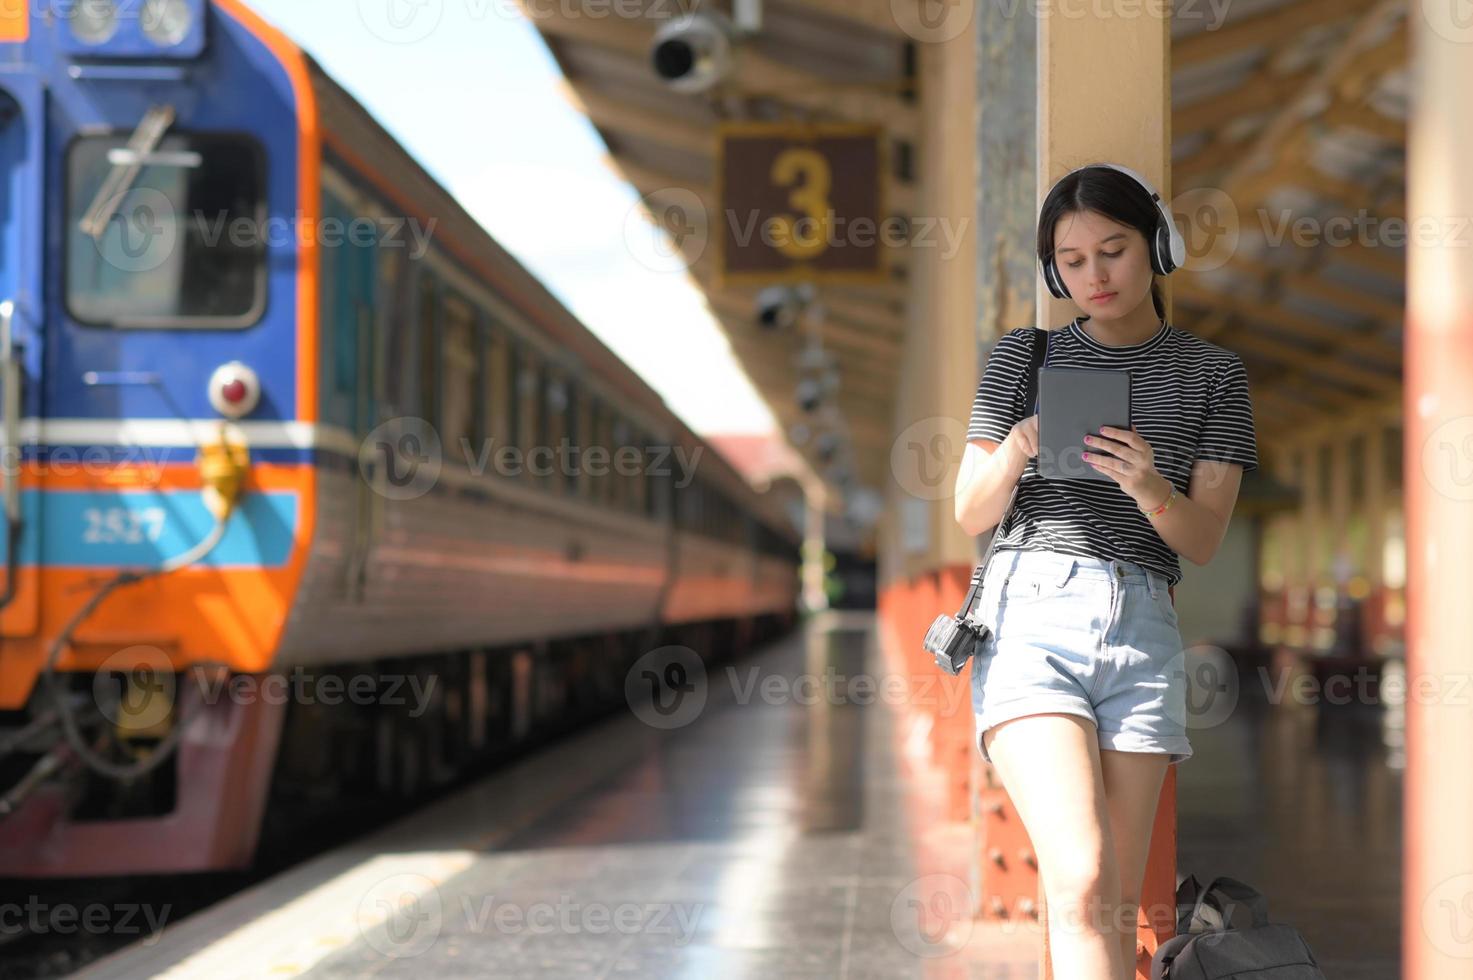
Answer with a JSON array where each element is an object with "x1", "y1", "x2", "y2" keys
[{"x1": 969, "y1": 547, "x2": 1192, "y2": 766}]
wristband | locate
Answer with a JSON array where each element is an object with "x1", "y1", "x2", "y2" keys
[{"x1": 1140, "y1": 484, "x2": 1178, "y2": 516}]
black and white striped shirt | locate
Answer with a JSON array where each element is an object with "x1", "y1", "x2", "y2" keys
[{"x1": 966, "y1": 316, "x2": 1259, "y2": 589}]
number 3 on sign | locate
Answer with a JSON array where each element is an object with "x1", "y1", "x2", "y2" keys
[
  {"x1": 82, "y1": 507, "x2": 166, "y2": 545},
  {"x1": 769, "y1": 148, "x2": 832, "y2": 261}
]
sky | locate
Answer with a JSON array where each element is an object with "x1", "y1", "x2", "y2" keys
[{"x1": 244, "y1": 0, "x2": 777, "y2": 436}]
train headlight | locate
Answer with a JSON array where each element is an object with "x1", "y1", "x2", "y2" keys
[
  {"x1": 71, "y1": 0, "x2": 121, "y2": 45},
  {"x1": 58, "y1": 0, "x2": 206, "y2": 58},
  {"x1": 142, "y1": 0, "x2": 193, "y2": 47},
  {"x1": 208, "y1": 361, "x2": 260, "y2": 419}
]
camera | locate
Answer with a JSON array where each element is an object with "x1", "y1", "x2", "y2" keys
[
  {"x1": 924, "y1": 609, "x2": 990, "y2": 676},
  {"x1": 924, "y1": 571, "x2": 990, "y2": 675}
]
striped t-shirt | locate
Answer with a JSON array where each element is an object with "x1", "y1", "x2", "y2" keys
[{"x1": 965, "y1": 315, "x2": 1259, "y2": 589}]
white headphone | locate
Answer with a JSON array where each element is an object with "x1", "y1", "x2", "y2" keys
[{"x1": 1038, "y1": 162, "x2": 1186, "y2": 300}]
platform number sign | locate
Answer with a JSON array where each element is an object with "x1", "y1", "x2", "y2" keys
[{"x1": 715, "y1": 122, "x2": 886, "y2": 285}]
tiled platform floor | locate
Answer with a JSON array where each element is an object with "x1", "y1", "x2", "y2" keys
[{"x1": 79, "y1": 610, "x2": 1400, "y2": 978}]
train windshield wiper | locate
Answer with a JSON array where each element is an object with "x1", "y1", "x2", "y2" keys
[{"x1": 78, "y1": 103, "x2": 177, "y2": 241}]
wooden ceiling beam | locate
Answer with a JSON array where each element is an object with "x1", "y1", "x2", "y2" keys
[
  {"x1": 1213, "y1": 1, "x2": 1406, "y2": 195},
  {"x1": 1173, "y1": 66, "x2": 1316, "y2": 140},
  {"x1": 1336, "y1": 241, "x2": 1405, "y2": 280},
  {"x1": 1173, "y1": 0, "x2": 1382, "y2": 69},
  {"x1": 710, "y1": 280, "x2": 905, "y2": 337},
  {"x1": 1173, "y1": 275, "x2": 1400, "y2": 359},
  {"x1": 1230, "y1": 254, "x2": 1403, "y2": 325},
  {"x1": 770, "y1": 0, "x2": 914, "y2": 37},
  {"x1": 607, "y1": 152, "x2": 718, "y2": 219},
  {"x1": 1227, "y1": 331, "x2": 1398, "y2": 396},
  {"x1": 519, "y1": 1, "x2": 919, "y2": 140},
  {"x1": 573, "y1": 83, "x2": 922, "y2": 217},
  {"x1": 713, "y1": 297, "x2": 898, "y2": 363},
  {"x1": 558, "y1": 79, "x2": 711, "y2": 157},
  {"x1": 691, "y1": 266, "x2": 909, "y2": 316},
  {"x1": 1173, "y1": 0, "x2": 1407, "y2": 434},
  {"x1": 739, "y1": 366, "x2": 893, "y2": 430}
]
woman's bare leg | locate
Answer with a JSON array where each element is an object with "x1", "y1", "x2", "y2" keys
[
  {"x1": 1099, "y1": 749, "x2": 1171, "y2": 977},
  {"x1": 983, "y1": 712, "x2": 1122, "y2": 980}
]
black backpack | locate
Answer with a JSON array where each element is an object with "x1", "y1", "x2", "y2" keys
[{"x1": 1150, "y1": 874, "x2": 1326, "y2": 979}]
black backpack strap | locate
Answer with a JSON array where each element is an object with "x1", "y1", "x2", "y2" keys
[
  {"x1": 964, "y1": 327, "x2": 1050, "y2": 597},
  {"x1": 1023, "y1": 326, "x2": 1048, "y2": 417}
]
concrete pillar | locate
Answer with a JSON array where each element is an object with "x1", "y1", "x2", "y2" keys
[
  {"x1": 1036, "y1": 8, "x2": 1176, "y2": 979},
  {"x1": 880, "y1": 0, "x2": 978, "y2": 590},
  {"x1": 1404, "y1": 8, "x2": 1473, "y2": 977},
  {"x1": 801, "y1": 477, "x2": 828, "y2": 613}
]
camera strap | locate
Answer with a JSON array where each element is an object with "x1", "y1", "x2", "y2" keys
[{"x1": 962, "y1": 326, "x2": 1051, "y2": 620}]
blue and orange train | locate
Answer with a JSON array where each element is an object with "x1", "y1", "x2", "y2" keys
[{"x1": 0, "y1": 1, "x2": 801, "y2": 875}]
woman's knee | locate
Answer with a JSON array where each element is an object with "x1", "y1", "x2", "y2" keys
[{"x1": 1039, "y1": 854, "x2": 1118, "y2": 908}]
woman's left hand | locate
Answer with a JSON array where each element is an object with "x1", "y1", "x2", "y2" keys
[{"x1": 1081, "y1": 426, "x2": 1170, "y2": 507}]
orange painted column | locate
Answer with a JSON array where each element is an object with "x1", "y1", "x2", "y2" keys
[{"x1": 1403, "y1": 7, "x2": 1473, "y2": 977}]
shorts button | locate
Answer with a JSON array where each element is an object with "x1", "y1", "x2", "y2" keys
[{"x1": 1115, "y1": 566, "x2": 1125, "y2": 578}]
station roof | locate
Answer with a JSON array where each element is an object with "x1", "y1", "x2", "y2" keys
[{"x1": 518, "y1": 0, "x2": 1407, "y2": 506}]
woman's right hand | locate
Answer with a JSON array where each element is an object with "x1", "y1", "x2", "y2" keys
[{"x1": 1005, "y1": 414, "x2": 1040, "y2": 460}]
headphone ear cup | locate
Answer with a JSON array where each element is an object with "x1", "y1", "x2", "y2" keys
[
  {"x1": 1167, "y1": 216, "x2": 1186, "y2": 272},
  {"x1": 1154, "y1": 200, "x2": 1183, "y2": 275},
  {"x1": 1043, "y1": 257, "x2": 1069, "y2": 299}
]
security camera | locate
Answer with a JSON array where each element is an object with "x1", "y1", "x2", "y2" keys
[
  {"x1": 796, "y1": 377, "x2": 823, "y2": 413},
  {"x1": 815, "y1": 433, "x2": 840, "y2": 464},
  {"x1": 755, "y1": 282, "x2": 816, "y2": 331},
  {"x1": 650, "y1": 12, "x2": 734, "y2": 94}
]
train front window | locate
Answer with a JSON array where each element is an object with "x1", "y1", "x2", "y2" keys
[{"x1": 66, "y1": 133, "x2": 266, "y2": 327}]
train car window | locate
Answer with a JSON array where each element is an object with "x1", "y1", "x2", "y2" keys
[
  {"x1": 485, "y1": 322, "x2": 511, "y2": 452},
  {"x1": 66, "y1": 133, "x2": 266, "y2": 328},
  {"x1": 442, "y1": 291, "x2": 479, "y2": 463},
  {"x1": 516, "y1": 347, "x2": 543, "y2": 486},
  {"x1": 544, "y1": 368, "x2": 569, "y2": 495},
  {"x1": 676, "y1": 473, "x2": 701, "y2": 532},
  {"x1": 325, "y1": 193, "x2": 362, "y2": 400},
  {"x1": 565, "y1": 380, "x2": 582, "y2": 498},
  {"x1": 673, "y1": 473, "x2": 689, "y2": 529},
  {"x1": 573, "y1": 383, "x2": 592, "y2": 499},
  {"x1": 319, "y1": 202, "x2": 340, "y2": 380},
  {"x1": 415, "y1": 267, "x2": 440, "y2": 431},
  {"x1": 630, "y1": 428, "x2": 648, "y2": 517},
  {"x1": 645, "y1": 450, "x2": 668, "y2": 524},
  {"x1": 586, "y1": 398, "x2": 602, "y2": 503},
  {"x1": 504, "y1": 333, "x2": 522, "y2": 468},
  {"x1": 379, "y1": 247, "x2": 410, "y2": 414},
  {"x1": 611, "y1": 416, "x2": 630, "y2": 512}
]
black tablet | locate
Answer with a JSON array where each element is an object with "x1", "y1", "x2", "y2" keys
[{"x1": 1036, "y1": 366, "x2": 1131, "y2": 482}]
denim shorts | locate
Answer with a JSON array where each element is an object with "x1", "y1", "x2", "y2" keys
[{"x1": 968, "y1": 547, "x2": 1192, "y2": 766}]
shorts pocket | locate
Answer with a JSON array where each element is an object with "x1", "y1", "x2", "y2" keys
[
  {"x1": 1154, "y1": 587, "x2": 1180, "y2": 628},
  {"x1": 998, "y1": 570, "x2": 1055, "y2": 606}
]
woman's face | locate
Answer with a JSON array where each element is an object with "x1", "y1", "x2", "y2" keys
[{"x1": 1051, "y1": 209, "x2": 1154, "y2": 321}]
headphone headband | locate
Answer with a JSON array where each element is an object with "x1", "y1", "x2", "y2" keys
[{"x1": 1037, "y1": 162, "x2": 1186, "y2": 300}]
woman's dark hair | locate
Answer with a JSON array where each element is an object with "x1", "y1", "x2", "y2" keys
[{"x1": 1036, "y1": 164, "x2": 1166, "y2": 320}]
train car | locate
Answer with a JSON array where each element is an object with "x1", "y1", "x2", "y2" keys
[{"x1": 0, "y1": 1, "x2": 801, "y2": 876}]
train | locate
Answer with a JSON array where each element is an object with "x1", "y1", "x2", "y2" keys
[{"x1": 0, "y1": 0, "x2": 802, "y2": 876}]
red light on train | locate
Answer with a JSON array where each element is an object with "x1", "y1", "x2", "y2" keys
[{"x1": 208, "y1": 361, "x2": 260, "y2": 419}]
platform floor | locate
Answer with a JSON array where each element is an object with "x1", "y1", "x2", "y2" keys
[{"x1": 78, "y1": 610, "x2": 1400, "y2": 979}]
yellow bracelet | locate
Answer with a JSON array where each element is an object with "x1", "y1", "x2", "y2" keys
[{"x1": 1141, "y1": 485, "x2": 1177, "y2": 516}]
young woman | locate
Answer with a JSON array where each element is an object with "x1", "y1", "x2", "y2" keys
[{"x1": 952, "y1": 163, "x2": 1259, "y2": 979}]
